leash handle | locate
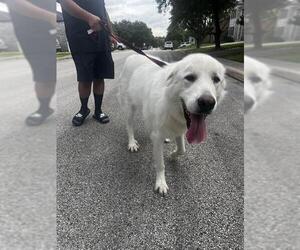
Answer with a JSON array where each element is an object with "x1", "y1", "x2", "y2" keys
[{"x1": 87, "y1": 20, "x2": 167, "y2": 68}]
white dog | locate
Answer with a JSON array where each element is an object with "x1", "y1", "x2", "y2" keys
[
  {"x1": 244, "y1": 56, "x2": 272, "y2": 113},
  {"x1": 118, "y1": 53, "x2": 226, "y2": 195}
]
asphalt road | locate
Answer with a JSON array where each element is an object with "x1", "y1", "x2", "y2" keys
[
  {"x1": 244, "y1": 75, "x2": 300, "y2": 249},
  {"x1": 0, "y1": 59, "x2": 56, "y2": 249},
  {"x1": 57, "y1": 50, "x2": 244, "y2": 249}
]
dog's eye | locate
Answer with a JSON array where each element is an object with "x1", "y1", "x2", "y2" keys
[
  {"x1": 249, "y1": 75, "x2": 262, "y2": 84},
  {"x1": 184, "y1": 74, "x2": 197, "y2": 82},
  {"x1": 212, "y1": 75, "x2": 221, "y2": 84}
]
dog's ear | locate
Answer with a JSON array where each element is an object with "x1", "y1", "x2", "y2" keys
[{"x1": 166, "y1": 64, "x2": 177, "y2": 86}]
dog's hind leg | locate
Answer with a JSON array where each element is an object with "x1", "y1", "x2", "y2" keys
[
  {"x1": 171, "y1": 135, "x2": 186, "y2": 159},
  {"x1": 126, "y1": 105, "x2": 139, "y2": 152},
  {"x1": 151, "y1": 132, "x2": 169, "y2": 195}
]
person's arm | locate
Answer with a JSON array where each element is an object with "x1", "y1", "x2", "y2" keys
[
  {"x1": 60, "y1": 0, "x2": 102, "y2": 32},
  {"x1": 105, "y1": 9, "x2": 118, "y2": 43},
  {"x1": 4, "y1": 0, "x2": 56, "y2": 27},
  {"x1": 105, "y1": 9, "x2": 113, "y2": 33}
]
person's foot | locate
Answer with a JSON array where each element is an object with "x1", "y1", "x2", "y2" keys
[
  {"x1": 72, "y1": 108, "x2": 90, "y2": 126},
  {"x1": 25, "y1": 108, "x2": 54, "y2": 126},
  {"x1": 93, "y1": 112, "x2": 110, "y2": 124}
]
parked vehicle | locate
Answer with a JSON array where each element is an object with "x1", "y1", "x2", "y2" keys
[
  {"x1": 178, "y1": 42, "x2": 190, "y2": 49},
  {"x1": 116, "y1": 42, "x2": 126, "y2": 50},
  {"x1": 164, "y1": 41, "x2": 173, "y2": 50},
  {"x1": 0, "y1": 38, "x2": 8, "y2": 51}
]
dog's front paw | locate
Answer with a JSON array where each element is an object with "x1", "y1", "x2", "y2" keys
[
  {"x1": 170, "y1": 150, "x2": 185, "y2": 159},
  {"x1": 128, "y1": 140, "x2": 139, "y2": 152},
  {"x1": 155, "y1": 177, "x2": 169, "y2": 196}
]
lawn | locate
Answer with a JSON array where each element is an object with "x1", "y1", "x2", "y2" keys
[
  {"x1": 0, "y1": 51, "x2": 22, "y2": 58},
  {"x1": 0, "y1": 51, "x2": 71, "y2": 59},
  {"x1": 217, "y1": 52, "x2": 244, "y2": 63},
  {"x1": 183, "y1": 42, "x2": 244, "y2": 63},
  {"x1": 266, "y1": 53, "x2": 300, "y2": 63},
  {"x1": 56, "y1": 52, "x2": 71, "y2": 59},
  {"x1": 246, "y1": 42, "x2": 300, "y2": 63}
]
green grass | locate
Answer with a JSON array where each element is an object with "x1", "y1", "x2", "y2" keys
[
  {"x1": 246, "y1": 42, "x2": 300, "y2": 63},
  {"x1": 56, "y1": 52, "x2": 71, "y2": 58},
  {"x1": 266, "y1": 53, "x2": 300, "y2": 63},
  {"x1": 183, "y1": 42, "x2": 244, "y2": 63},
  {"x1": 245, "y1": 41, "x2": 300, "y2": 50},
  {"x1": 0, "y1": 51, "x2": 72, "y2": 59},
  {"x1": 217, "y1": 52, "x2": 244, "y2": 63},
  {"x1": 0, "y1": 51, "x2": 22, "y2": 58},
  {"x1": 186, "y1": 42, "x2": 244, "y2": 53}
]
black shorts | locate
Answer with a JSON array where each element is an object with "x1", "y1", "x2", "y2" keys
[
  {"x1": 72, "y1": 51, "x2": 115, "y2": 82},
  {"x1": 15, "y1": 31, "x2": 56, "y2": 83}
]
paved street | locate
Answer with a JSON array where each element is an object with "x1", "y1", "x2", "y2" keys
[
  {"x1": 57, "y1": 50, "x2": 244, "y2": 249},
  {"x1": 244, "y1": 75, "x2": 300, "y2": 249},
  {"x1": 0, "y1": 59, "x2": 56, "y2": 249}
]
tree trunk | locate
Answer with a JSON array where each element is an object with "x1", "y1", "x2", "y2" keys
[
  {"x1": 196, "y1": 38, "x2": 200, "y2": 48},
  {"x1": 213, "y1": 5, "x2": 222, "y2": 50}
]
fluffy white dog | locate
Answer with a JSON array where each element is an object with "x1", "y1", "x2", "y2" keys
[
  {"x1": 244, "y1": 56, "x2": 272, "y2": 113},
  {"x1": 118, "y1": 53, "x2": 226, "y2": 195}
]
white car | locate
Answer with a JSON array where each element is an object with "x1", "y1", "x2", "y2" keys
[
  {"x1": 179, "y1": 42, "x2": 190, "y2": 49},
  {"x1": 164, "y1": 41, "x2": 173, "y2": 50},
  {"x1": 0, "y1": 39, "x2": 8, "y2": 51},
  {"x1": 116, "y1": 42, "x2": 126, "y2": 50}
]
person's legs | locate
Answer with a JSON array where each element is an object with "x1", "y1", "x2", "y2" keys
[
  {"x1": 93, "y1": 79, "x2": 109, "y2": 123},
  {"x1": 93, "y1": 79, "x2": 104, "y2": 114},
  {"x1": 72, "y1": 81, "x2": 92, "y2": 126},
  {"x1": 78, "y1": 81, "x2": 92, "y2": 113},
  {"x1": 35, "y1": 81, "x2": 55, "y2": 114},
  {"x1": 25, "y1": 81, "x2": 56, "y2": 126}
]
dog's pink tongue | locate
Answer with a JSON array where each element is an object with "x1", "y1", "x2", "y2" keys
[{"x1": 186, "y1": 114, "x2": 207, "y2": 144}]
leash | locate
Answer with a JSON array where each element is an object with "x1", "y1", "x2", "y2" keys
[{"x1": 87, "y1": 20, "x2": 167, "y2": 68}]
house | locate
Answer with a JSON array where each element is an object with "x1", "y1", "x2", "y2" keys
[
  {"x1": 228, "y1": 0, "x2": 244, "y2": 41},
  {"x1": 274, "y1": 0, "x2": 300, "y2": 41},
  {"x1": 0, "y1": 9, "x2": 69, "y2": 52},
  {"x1": 0, "y1": 11, "x2": 19, "y2": 51}
]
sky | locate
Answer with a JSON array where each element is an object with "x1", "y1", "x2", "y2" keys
[
  {"x1": 0, "y1": 1, "x2": 171, "y2": 37},
  {"x1": 104, "y1": 0, "x2": 171, "y2": 37}
]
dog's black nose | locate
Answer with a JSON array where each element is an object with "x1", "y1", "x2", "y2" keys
[
  {"x1": 198, "y1": 95, "x2": 216, "y2": 113},
  {"x1": 244, "y1": 95, "x2": 255, "y2": 113}
]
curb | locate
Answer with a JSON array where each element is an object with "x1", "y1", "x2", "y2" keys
[
  {"x1": 271, "y1": 67, "x2": 300, "y2": 84},
  {"x1": 225, "y1": 66, "x2": 244, "y2": 82},
  {"x1": 254, "y1": 58, "x2": 300, "y2": 84}
]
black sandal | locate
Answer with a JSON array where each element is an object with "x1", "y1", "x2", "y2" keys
[
  {"x1": 93, "y1": 112, "x2": 110, "y2": 124},
  {"x1": 25, "y1": 108, "x2": 54, "y2": 126},
  {"x1": 72, "y1": 108, "x2": 90, "y2": 126}
]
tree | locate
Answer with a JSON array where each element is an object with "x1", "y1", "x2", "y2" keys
[
  {"x1": 157, "y1": 0, "x2": 237, "y2": 49},
  {"x1": 113, "y1": 20, "x2": 155, "y2": 48},
  {"x1": 245, "y1": 0, "x2": 288, "y2": 48},
  {"x1": 153, "y1": 36, "x2": 165, "y2": 48},
  {"x1": 158, "y1": 0, "x2": 213, "y2": 48},
  {"x1": 289, "y1": 0, "x2": 300, "y2": 26},
  {"x1": 207, "y1": 0, "x2": 237, "y2": 49}
]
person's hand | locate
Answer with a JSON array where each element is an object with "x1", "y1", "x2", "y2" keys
[{"x1": 88, "y1": 14, "x2": 102, "y2": 32}]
